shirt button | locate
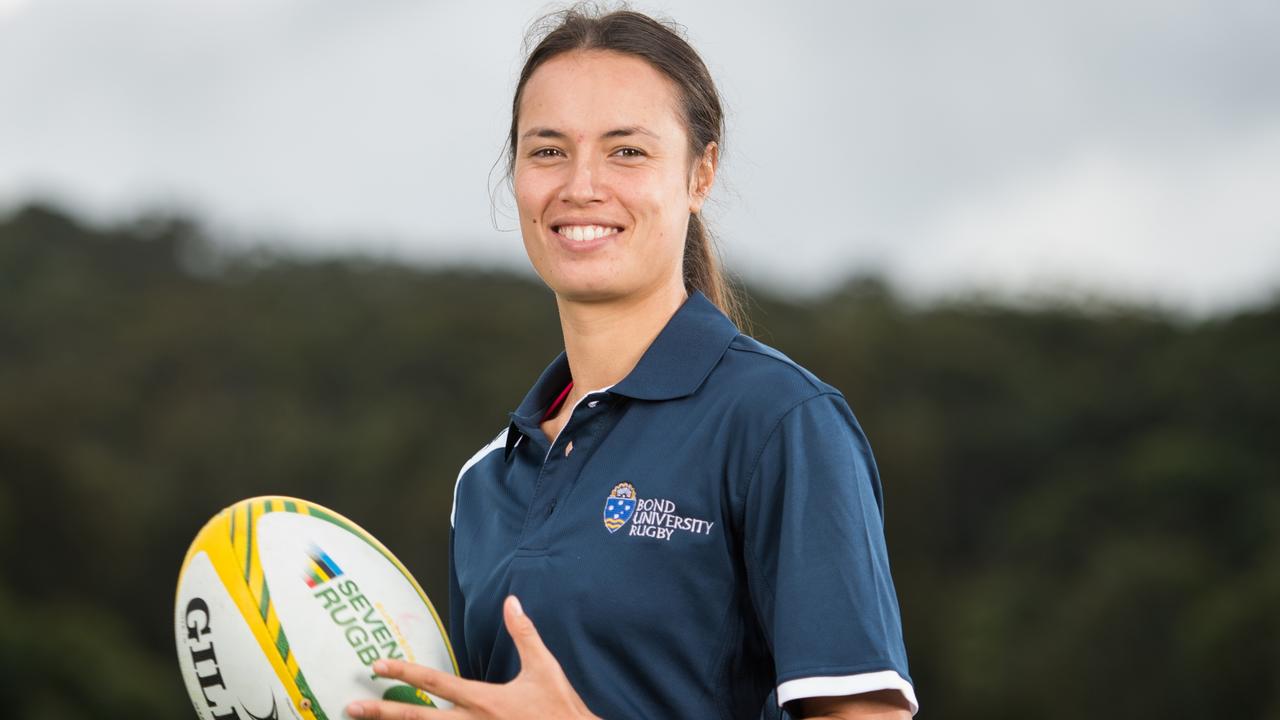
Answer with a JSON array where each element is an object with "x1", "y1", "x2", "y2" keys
[
  {"x1": 564, "y1": 441, "x2": 574, "y2": 456},
  {"x1": 587, "y1": 400, "x2": 599, "y2": 408}
]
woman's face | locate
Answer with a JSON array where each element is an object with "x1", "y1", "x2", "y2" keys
[{"x1": 513, "y1": 50, "x2": 714, "y2": 304}]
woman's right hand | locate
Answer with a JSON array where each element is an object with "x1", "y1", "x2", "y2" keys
[{"x1": 345, "y1": 596, "x2": 599, "y2": 720}]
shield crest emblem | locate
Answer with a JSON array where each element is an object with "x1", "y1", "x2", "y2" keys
[{"x1": 602, "y1": 482, "x2": 637, "y2": 533}]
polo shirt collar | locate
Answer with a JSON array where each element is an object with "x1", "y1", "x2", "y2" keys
[{"x1": 504, "y1": 291, "x2": 740, "y2": 459}]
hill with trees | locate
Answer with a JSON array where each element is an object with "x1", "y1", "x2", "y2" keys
[{"x1": 1, "y1": 203, "x2": 1276, "y2": 718}]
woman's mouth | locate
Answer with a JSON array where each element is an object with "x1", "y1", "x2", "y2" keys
[{"x1": 552, "y1": 224, "x2": 622, "y2": 243}]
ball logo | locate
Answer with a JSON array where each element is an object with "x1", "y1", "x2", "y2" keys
[
  {"x1": 602, "y1": 482, "x2": 637, "y2": 532},
  {"x1": 181, "y1": 596, "x2": 280, "y2": 720},
  {"x1": 302, "y1": 545, "x2": 437, "y2": 708},
  {"x1": 302, "y1": 546, "x2": 344, "y2": 588}
]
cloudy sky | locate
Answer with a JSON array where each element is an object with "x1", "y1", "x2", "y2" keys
[{"x1": 1, "y1": 0, "x2": 1277, "y2": 313}]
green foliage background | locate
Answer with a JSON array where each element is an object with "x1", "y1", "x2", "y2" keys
[{"x1": 1, "y1": 204, "x2": 1276, "y2": 718}]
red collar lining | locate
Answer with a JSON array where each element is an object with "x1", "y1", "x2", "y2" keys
[{"x1": 541, "y1": 380, "x2": 574, "y2": 422}]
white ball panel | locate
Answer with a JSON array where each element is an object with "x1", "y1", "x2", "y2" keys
[
  {"x1": 175, "y1": 551, "x2": 300, "y2": 720},
  {"x1": 257, "y1": 511, "x2": 454, "y2": 712}
]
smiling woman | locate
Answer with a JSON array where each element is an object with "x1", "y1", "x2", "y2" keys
[
  {"x1": 513, "y1": 49, "x2": 711, "y2": 308},
  {"x1": 347, "y1": 6, "x2": 916, "y2": 720},
  {"x1": 506, "y1": 5, "x2": 741, "y2": 324}
]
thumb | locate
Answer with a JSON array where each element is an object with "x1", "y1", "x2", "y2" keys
[{"x1": 504, "y1": 595, "x2": 556, "y2": 672}]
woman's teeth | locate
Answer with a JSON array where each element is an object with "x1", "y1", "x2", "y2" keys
[{"x1": 557, "y1": 225, "x2": 620, "y2": 242}]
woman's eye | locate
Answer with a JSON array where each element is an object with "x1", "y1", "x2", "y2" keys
[
  {"x1": 615, "y1": 147, "x2": 645, "y2": 158},
  {"x1": 532, "y1": 147, "x2": 564, "y2": 158}
]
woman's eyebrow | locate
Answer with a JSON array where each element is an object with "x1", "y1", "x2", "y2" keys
[
  {"x1": 602, "y1": 126, "x2": 659, "y2": 140},
  {"x1": 521, "y1": 126, "x2": 660, "y2": 141}
]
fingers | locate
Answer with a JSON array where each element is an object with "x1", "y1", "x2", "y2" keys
[
  {"x1": 503, "y1": 595, "x2": 553, "y2": 670},
  {"x1": 345, "y1": 698, "x2": 447, "y2": 719},
  {"x1": 367, "y1": 659, "x2": 488, "y2": 707}
]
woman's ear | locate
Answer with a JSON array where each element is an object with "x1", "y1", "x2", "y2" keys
[{"x1": 688, "y1": 141, "x2": 719, "y2": 213}]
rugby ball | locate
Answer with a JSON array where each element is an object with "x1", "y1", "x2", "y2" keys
[{"x1": 174, "y1": 496, "x2": 458, "y2": 720}]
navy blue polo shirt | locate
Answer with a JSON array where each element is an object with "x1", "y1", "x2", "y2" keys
[{"x1": 448, "y1": 291, "x2": 916, "y2": 719}]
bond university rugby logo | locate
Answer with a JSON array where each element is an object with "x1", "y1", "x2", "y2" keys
[
  {"x1": 603, "y1": 482, "x2": 637, "y2": 532},
  {"x1": 602, "y1": 483, "x2": 717, "y2": 541}
]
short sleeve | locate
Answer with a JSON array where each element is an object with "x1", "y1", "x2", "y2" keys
[{"x1": 743, "y1": 392, "x2": 918, "y2": 716}]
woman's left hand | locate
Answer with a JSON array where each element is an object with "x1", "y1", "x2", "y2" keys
[{"x1": 345, "y1": 595, "x2": 599, "y2": 720}]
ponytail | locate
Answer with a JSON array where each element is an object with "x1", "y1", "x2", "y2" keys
[{"x1": 684, "y1": 212, "x2": 747, "y2": 331}]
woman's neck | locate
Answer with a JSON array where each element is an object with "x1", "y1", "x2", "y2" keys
[{"x1": 554, "y1": 282, "x2": 688, "y2": 402}]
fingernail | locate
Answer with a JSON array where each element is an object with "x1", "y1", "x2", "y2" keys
[
  {"x1": 372, "y1": 660, "x2": 388, "y2": 674},
  {"x1": 509, "y1": 595, "x2": 524, "y2": 616},
  {"x1": 346, "y1": 703, "x2": 365, "y2": 718}
]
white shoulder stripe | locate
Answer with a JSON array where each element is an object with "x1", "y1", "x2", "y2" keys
[
  {"x1": 451, "y1": 428, "x2": 508, "y2": 527},
  {"x1": 776, "y1": 670, "x2": 918, "y2": 716}
]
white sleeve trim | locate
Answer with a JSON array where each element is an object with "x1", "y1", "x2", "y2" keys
[
  {"x1": 776, "y1": 670, "x2": 919, "y2": 716},
  {"x1": 450, "y1": 428, "x2": 508, "y2": 527}
]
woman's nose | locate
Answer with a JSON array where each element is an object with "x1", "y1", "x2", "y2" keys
[{"x1": 559, "y1": 155, "x2": 603, "y2": 204}]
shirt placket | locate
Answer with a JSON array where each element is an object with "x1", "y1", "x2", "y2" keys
[{"x1": 515, "y1": 392, "x2": 614, "y2": 551}]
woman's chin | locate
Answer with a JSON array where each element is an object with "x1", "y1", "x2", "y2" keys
[{"x1": 552, "y1": 283, "x2": 628, "y2": 305}]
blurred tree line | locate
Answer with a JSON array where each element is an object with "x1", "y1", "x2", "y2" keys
[{"x1": 0, "y1": 202, "x2": 1276, "y2": 719}]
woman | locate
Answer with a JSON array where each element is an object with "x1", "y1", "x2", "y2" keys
[{"x1": 348, "y1": 7, "x2": 916, "y2": 720}]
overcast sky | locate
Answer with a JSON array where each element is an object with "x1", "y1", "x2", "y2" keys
[{"x1": 2, "y1": 0, "x2": 1278, "y2": 313}]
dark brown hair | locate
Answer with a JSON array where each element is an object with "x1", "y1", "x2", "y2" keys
[{"x1": 505, "y1": 4, "x2": 746, "y2": 328}]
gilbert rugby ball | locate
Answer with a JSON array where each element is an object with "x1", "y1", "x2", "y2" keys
[{"x1": 175, "y1": 496, "x2": 458, "y2": 720}]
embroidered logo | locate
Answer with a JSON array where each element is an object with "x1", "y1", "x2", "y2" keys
[
  {"x1": 601, "y1": 483, "x2": 717, "y2": 540},
  {"x1": 603, "y1": 482, "x2": 637, "y2": 533}
]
